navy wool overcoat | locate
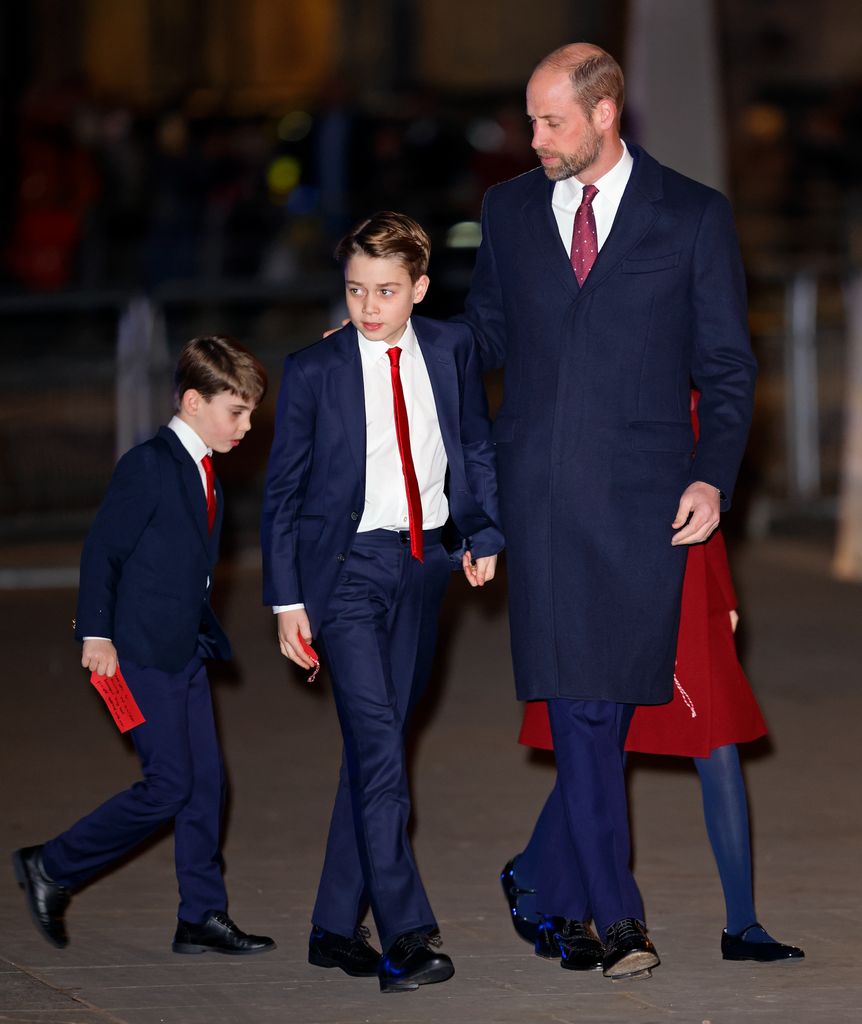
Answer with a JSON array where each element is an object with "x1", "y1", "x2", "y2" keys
[{"x1": 463, "y1": 144, "x2": 757, "y2": 705}]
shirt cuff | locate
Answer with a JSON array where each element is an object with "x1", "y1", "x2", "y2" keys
[{"x1": 273, "y1": 604, "x2": 305, "y2": 613}]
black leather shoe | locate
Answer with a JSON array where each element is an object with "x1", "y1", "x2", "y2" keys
[
  {"x1": 500, "y1": 857, "x2": 540, "y2": 944},
  {"x1": 534, "y1": 914, "x2": 567, "y2": 958},
  {"x1": 172, "y1": 911, "x2": 275, "y2": 955},
  {"x1": 378, "y1": 931, "x2": 454, "y2": 993},
  {"x1": 721, "y1": 923, "x2": 804, "y2": 962},
  {"x1": 308, "y1": 924, "x2": 381, "y2": 976},
  {"x1": 558, "y1": 919, "x2": 604, "y2": 971},
  {"x1": 12, "y1": 845, "x2": 71, "y2": 949},
  {"x1": 602, "y1": 918, "x2": 660, "y2": 979}
]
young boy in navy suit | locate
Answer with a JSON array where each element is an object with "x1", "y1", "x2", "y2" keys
[
  {"x1": 261, "y1": 212, "x2": 504, "y2": 992},
  {"x1": 13, "y1": 336, "x2": 275, "y2": 956}
]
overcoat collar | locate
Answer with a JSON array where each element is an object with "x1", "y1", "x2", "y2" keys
[{"x1": 520, "y1": 143, "x2": 664, "y2": 301}]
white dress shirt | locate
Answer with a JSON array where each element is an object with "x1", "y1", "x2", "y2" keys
[
  {"x1": 86, "y1": 416, "x2": 212, "y2": 640},
  {"x1": 274, "y1": 319, "x2": 448, "y2": 613},
  {"x1": 551, "y1": 139, "x2": 634, "y2": 255},
  {"x1": 356, "y1": 320, "x2": 449, "y2": 533}
]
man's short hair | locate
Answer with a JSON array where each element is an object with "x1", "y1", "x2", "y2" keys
[
  {"x1": 335, "y1": 211, "x2": 431, "y2": 282},
  {"x1": 174, "y1": 335, "x2": 267, "y2": 408},
  {"x1": 536, "y1": 44, "x2": 625, "y2": 121}
]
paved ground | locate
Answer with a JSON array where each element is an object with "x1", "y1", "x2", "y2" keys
[{"x1": 1, "y1": 536, "x2": 860, "y2": 1023}]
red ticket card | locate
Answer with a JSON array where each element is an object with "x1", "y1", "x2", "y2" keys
[
  {"x1": 297, "y1": 631, "x2": 320, "y2": 684},
  {"x1": 90, "y1": 665, "x2": 146, "y2": 733}
]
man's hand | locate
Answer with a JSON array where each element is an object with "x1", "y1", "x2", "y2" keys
[
  {"x1": 276, "y1": 609, "x2": 316, "y2": 669},
  {"x1": 462, "y1": 551, "x2": 497, "y2": 587},
  {"x1": 671, "y1": 480, "x2": 721, "y2": 545},
  {"x1": 323, "y1": 319, "x2": 350, "y2": 339},
  {"x1": 82, "y1": 638, "x2": 118, "y2": 677}
]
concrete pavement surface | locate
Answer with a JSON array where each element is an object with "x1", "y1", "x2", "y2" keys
[{"x1": 1, "y1": 537, "x2": 860, "y2": 1023}]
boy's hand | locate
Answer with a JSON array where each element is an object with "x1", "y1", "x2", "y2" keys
[
  {"x1": 462, "y1": 551, "x2": 497, "y2": 587},
  {"x1": 276, "y1": 609, "x2": 316, "y2": 669},
  {"x1": 82, "y1": 638, "x2": 118, "y2": 678},
  {"x1": 671, "y1": 481, "x2": 721, "y2": 545}
]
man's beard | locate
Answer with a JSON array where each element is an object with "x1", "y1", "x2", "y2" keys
[{"x1": 537, "y1": 124, "x2": 603, "y2": 181}]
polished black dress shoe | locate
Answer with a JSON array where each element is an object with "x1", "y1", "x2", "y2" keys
[
  {"x1": 500, "y1": 857, "x2": 540, "y2": 944},
  {"x1": 308, "y1": 924, "x2": 381, "y2": 976},
  {"x1": 721, "y1": 923, "x2": 805, "y2": 962},
  {"x1": 12, "y1": 845, "x2": 71, "y2": 949},
  {"x1": 601, "y1": 918, "x2": 660, "y2": 979},
  {"x1": 558, "y1": 919, "x2": 604, "y2": 971},
  {"x1": 172, "y1": 911, "x2": 275, "y2": 955},
  {"x1": 534, "y1": 914, "x2": 567, "y2": 958},
  {"x1": 378, "y1": 931, "x2": 454, "y2": 993}
]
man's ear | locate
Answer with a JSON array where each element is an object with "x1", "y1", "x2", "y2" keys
[{"x1": 593, "y1": 98, "x2": 617, "y2": 132}]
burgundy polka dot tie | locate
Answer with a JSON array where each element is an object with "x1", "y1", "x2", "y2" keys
[{"x1": 570, "y1": 183, "x2": 599, "y2": 286}]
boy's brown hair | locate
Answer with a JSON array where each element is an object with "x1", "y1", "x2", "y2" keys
[
  {"x1": 174, "y1": 335, "x2": 267, "y2": 408},
  {"x1": 334, "y1": 211, "x2": 431, "y2": 282}
]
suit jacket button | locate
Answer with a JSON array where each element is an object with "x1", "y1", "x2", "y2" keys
[
  {"x1": 336, "y1": 553, "x2": 346, "y2": 562},
  {"x1": 350, "y1": 511, "x2": 359, "y2": 521}
]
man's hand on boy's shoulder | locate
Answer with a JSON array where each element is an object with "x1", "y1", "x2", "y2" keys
[
  {"x1": 462, "y1": 551, "x2": 497, "y2": 588},
  {"x1": 322, "y1": 319, "x2": 350, "y2": 339},
  {"x1": 82, "y1": 638, "x2": 118, "y2": 678},
  {"x1": 276, "y1": 609, "x2": 317, "y2": 670}
]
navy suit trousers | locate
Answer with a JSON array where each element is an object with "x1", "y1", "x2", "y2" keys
[
  {"x1": 42, "y1": 656, "x2": 227, "y2": 923},
  {"x1": 537, "y1": 699, "x2": 644, "y2": 935},
  {"x1": 311, "y1": 530, "x2": 451, "y2": 952}
]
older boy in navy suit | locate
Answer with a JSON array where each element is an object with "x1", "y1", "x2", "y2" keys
[
  {"x1": 261, "y1": 212, "x2": 504, "y2": 992},
  {"x1": 13, "y1": 336, "x2": 275, "y2": 956}
]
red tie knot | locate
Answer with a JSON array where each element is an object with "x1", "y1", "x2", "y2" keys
[
  {"x1": 387, "y1": 346, "x2": 402, "y2": 368},
  {"x1": 580, "y1": 184, "x2": 599, "y2": 206}
]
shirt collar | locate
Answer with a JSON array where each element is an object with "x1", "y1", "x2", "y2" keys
[
  {"x1": 356, "y1": 318, "x2": 417, "y2": 363},
  {"x1": 556, "y1": 139, "x2": 633, "y2": 209},
  {"x1": 168, "y1": 414, "x2": 212, "y2": 462}
]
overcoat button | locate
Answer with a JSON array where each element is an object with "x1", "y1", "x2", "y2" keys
[{"x1": 336, "y1": 553, "x2": 346, "y2": 562}]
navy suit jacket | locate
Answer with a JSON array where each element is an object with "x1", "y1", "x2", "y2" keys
[
  {"x1": 461, "y1": 145, "x2": 757, "y2": 704},
  {"x1": 75, "y1": 426, "x2": 231, "y2": 673},
  {"x1": 261, "y1": 316, "x2": 504, "y2": 632}
]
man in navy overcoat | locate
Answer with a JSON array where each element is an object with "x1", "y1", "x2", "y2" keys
[{"x1": 462, "y1": 43, "x2": 757, "y2": 979}]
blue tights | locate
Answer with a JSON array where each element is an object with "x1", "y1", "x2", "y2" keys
[{"x1": 516, "y1": 743, "x2": 774, "y2": 938}]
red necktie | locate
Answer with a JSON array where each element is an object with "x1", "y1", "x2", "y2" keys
[
  {"x1": 570, "y1": 183, "x2": 599, "y2": 286},
  {"x1": 201, "y1": 454, "x2": 216, "y2": 532},
  {"x1": 387, "y1": 346, "x2": 423, "y2": 562}
]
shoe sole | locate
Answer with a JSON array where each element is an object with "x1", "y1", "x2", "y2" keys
[
  {"x1": 722, "y1": 952, "x2": 805, "y2": 963},
  {"x1": 308, "y1": 951, "x2": 379, "y2": 977},
  {"x1": 380, "y1": 961, "x2": 455, "y2": 993},
  {"x1": 603, "y1": 950, "x2": 660, "y2": 980},
  {"x1": 172, "y1": 941, "x2": 276, "y2": 955},
  {"x1": 12, "y1": 851, "x2": 68, "y2": 950}
]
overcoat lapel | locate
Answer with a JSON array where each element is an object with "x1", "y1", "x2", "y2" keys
[
  {"x1": 577, "y1": 150, "x2": 663, "y2": 300},
  {"x1": 521, "y1": 178, "x2": 581, "y2": 303}
]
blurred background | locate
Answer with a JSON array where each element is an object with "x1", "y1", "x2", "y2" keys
[{"x1": 2, "y1": 0, "x2": 862, "y2": 576}]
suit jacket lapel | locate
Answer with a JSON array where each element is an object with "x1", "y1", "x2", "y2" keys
[
  {"x1": 158, "y1": 426, "x2": 212, "y2": 554},
  {"x1": 330, "y1": 325, "x2": 367, "y2": 479},
  {"x1": 413, "y1": 317, "x2": 460, "y2": 466}
]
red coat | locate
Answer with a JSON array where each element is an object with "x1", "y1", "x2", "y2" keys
[{"x1": 519, "y1": 394, "x2": 766, "y2": 758}]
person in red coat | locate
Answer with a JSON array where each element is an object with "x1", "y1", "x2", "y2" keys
[{"x1": 502, "y1": 398, "x2": 803, "y2": 967}]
